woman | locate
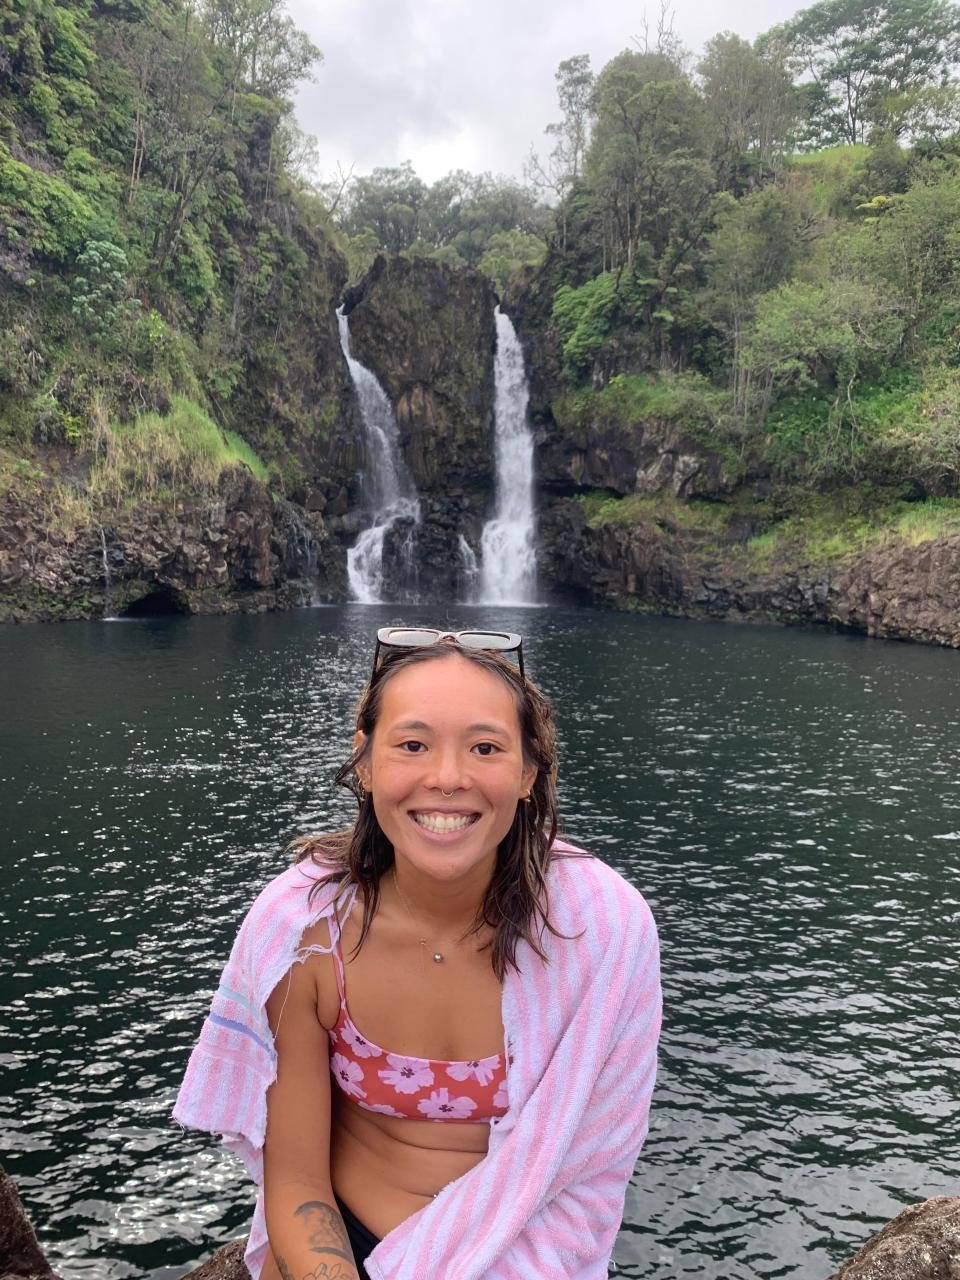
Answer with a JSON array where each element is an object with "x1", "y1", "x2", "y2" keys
[{"x1": 174, "y1": 628, "x2": 662, "y2": 1280}]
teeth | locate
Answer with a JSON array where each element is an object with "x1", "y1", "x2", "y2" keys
[{"x1": 413, "y1": 812, "x2": 478, "y2": 834}]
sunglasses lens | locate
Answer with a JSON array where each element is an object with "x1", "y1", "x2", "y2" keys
[
  {"x1": 458, "y1": 631, "x2": 516, "y2": 650},
  {"x1": 381, "y1": 628, "x2": 440, "y2": 646}
]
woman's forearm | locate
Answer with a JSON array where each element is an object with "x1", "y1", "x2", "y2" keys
[{"x1": 266, "y1": 1181, "x2": 361, "y2": 1280}]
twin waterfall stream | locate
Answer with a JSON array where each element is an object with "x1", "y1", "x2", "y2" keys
[
  {"x1": 480, "y1": 309, "x2": 537, "y2": 604},
  {"x1": 337, "y1": 305, "x2": 537, "y2": 606},
  {"x1": 336, "y1": 309, "x2": 421, "y2": 603}
]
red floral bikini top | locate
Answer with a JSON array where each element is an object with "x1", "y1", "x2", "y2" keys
[{"x1": 325, "y1": 900, "x2": 510, "y2": 1124}]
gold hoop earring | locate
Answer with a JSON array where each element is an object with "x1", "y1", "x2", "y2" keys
[{"x1": 357, "y1": 778, "x2": 367, "y2": 799}]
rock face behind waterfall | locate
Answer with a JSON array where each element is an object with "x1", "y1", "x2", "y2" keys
[{"x1": 343, "y1": 256, "x2": 497, "y2": 596}]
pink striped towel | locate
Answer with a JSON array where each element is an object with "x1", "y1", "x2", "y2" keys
[{"x1": 172, "y1": 839, "x2": 662, "y2": 1278}]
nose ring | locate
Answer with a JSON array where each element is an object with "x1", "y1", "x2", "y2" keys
[{"x1": 441, "y1": 788, "x2": 454, "y2": 797}]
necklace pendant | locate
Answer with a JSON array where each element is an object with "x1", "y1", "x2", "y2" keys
[{"x1": 433, "y1": 952, "x2": 444, "y2": 963}]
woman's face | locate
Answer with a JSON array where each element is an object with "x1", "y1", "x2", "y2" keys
[{"x1": 356, "y1": 654, "x2": 537, "y2": 884}]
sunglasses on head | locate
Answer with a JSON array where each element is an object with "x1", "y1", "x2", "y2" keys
[{"x1": 372, "y1": 628, "x2": 525, "y2": 682}]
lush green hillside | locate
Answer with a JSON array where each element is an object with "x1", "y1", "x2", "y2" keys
[
  {"x1": 473, "y1": 1, "x2": 960, "y2": 564},
  {"x1": 0, "y1": 0, "x2": 352, "y2": 527},
  {"x1": 6, "y1": 0, "x2": 960, "y2": 629}
]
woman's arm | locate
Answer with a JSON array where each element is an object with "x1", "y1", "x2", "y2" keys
[{"x1": 264, "y1": 950, "x2": 360, "y2": 1280}]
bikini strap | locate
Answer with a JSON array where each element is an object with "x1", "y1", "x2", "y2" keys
[{"x1": 327, "y1": 896, "x2": 348, "y2": 1004}]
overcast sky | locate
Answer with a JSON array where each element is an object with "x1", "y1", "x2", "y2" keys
[{"x1": 286, "y1": 0, "x2": 807, "y2": 187}]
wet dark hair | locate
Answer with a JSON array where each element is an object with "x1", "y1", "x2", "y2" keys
[{"x1": 288, "y1": 641, "x2": 589, "y2": 981}]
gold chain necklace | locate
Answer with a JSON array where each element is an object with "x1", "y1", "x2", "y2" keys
[{"x1": 392, "y1": 867, "x2": 470, "y2": 966}]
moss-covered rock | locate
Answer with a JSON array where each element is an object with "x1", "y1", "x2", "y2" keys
[{"x1": 225, "y1": 212, "x2": 362, "y2": 508}]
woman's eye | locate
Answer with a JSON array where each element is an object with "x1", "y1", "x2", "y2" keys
[
  {"x1": 398, "y1": 740, "x2": 426, "y2": 753},
  {"x1": 472, "y1": 742, "x2": 500, "y2": 757}
]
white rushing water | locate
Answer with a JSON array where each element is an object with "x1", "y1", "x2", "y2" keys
[
  {"x1": 479, "y1": 307, "x2": 537, "y2": 604},
  {"x1": 98, "y1": 524, "x2": 119, "y2": 620},
  {"x1": 457, "y1": 533, "x2": 480, "y2": 600},
  {"x1": 337, "y1": 308, "x2": 420, "y2": 603}
]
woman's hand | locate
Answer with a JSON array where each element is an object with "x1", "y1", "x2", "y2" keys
[{"x1": 264, "y1": 948, "x2": 360, "y2": 1280}]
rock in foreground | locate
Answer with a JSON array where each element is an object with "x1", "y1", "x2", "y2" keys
[
  {"x1": 824, "y1": 1196, "x2": 960, "y2": 1279},
  {"x1": 1, "y1": 1162, "x2": 957, "y2": 1278},
  {"x1": 0, "y1": 1166, "x2": 57, "y2": 1280}
]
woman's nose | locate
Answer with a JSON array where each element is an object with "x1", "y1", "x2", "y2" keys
[{"x1": 431, "y1": 750, "x2": 470, "y2": 794}]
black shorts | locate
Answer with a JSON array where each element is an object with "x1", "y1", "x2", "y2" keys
[{"x1": 334, "y1": 1191, "x2": 382, "y2": 1277}]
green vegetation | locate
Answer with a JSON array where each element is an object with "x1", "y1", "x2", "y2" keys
[
  {"x1": 86, "y1": 396, "x2": 268, "y2": 509},
  {"x1": 322, "y1": 162, "x2": 550, "y2": 284},
  {"x1": 6, "y1": 0, "x2": 960, "y2": 579},
  {"x1": 554, "y1": 372, "x2": 728, "y2": 433},
  {"x1": 575, "y1": 489, "x2": 738, "y2": 533},
  {"x1": 742, "y1": 494, "x2": 960, "y2": 569},
  {"x1": 513, "y1": 0, "x2": 960, "y2": 502},
  {"x1": 578, "y1": 483, "x2": 960, "y2": 573},
  {"x1": 0, "y1": 0, "x2": 335, "y2": 500},
  {"x1": 0, "y1": 395, "x2": 267, "y2": 536}
]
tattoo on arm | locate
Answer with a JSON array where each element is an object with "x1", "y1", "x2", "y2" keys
[
  {"x1": 275, "y1": 1198, "x2": 359, "y2": 1280},
  {"x1": 295, "y1": 1199, "x2": 353, "y2": 1259},
  {"x1": 276, "y1": 1259, "x2": 356, "y2": 1280}
]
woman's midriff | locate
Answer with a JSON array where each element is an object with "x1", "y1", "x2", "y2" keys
[{"x1": 329, "y1": 1086, "x2": 490, "y2": 1240}]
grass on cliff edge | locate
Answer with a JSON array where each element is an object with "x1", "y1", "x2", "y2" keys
[
  {"x1": 742, "y1": 495, "x2": 960, "y2": 569},
  {"x1": 1, "y1": 396, "x2": 268, "y2": 533},
  {"x1": 577, "y1": 489, "x2": 960, "y2": 569},
  {"x1": 87, "y1": 395, "x2": 268, "y2": 508},
  {"x1": 576, "y1": 490, "x2": 758, "y2": 533}
]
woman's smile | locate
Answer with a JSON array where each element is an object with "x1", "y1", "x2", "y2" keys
[{"x1": 410, "y1": 810, "x2": 481, "y2": 835}]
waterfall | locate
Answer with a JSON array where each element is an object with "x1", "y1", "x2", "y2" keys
[
  {"x1": 479, "y1": 308, "x2": 537, "y2": 604},
  {"x1": 337, "y1": 307, "x2": 420, "y2": 603},
  {"x1": 458, "y1": 534, "x2": 480, "y2": 600},
  {"x1": 278, "y1": 500, "x2": 324, "y2": 605},
  {"x1": 98, "y1": 524, "x2": 118, "y2": 620}
]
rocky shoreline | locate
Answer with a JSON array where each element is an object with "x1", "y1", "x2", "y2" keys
[
  {"x1": 540, "y1": 497, "x2": 960, "y2": 648},
  {"x1": 5, "y1": 461, "x2": 960, "y2": 649},
  {"x1": 0, "y1": 468, "x2": 344, "y2": 624},
  {"x1": 1, "y1": 1164, "x2": 957, "y2": 1279}
]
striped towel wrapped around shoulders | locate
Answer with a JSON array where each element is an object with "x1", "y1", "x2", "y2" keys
[{"x1": 172, "y1": 839, "x2": 662, "y2": 1279}]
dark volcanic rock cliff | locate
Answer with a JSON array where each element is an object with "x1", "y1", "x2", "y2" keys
[
  {"x1": 346, "y1": 255, "x2": 497, "y2": 494},
  {"x1": 540, "y1": 498, "x2": 960, "y2": 647},
  {"x1": 537, "y1": 412, "x2": 734, "y2": 500},
  {"x1": 0, "y1": 469, "x2": 343, "y2": 623},
  {"x1": 344, "y1": 255, "x2": 498, "y2": 597}
]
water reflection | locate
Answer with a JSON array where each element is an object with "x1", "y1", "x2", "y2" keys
[{"x1": 1, "y1": 607, "x2": 958, "y2": 1279}]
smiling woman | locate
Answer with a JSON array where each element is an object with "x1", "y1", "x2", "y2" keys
[{"x1": 172, "y1": 629, "x2": 662, "y2": 1280}]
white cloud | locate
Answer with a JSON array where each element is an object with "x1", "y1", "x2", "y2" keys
[{"x1": 287, "y1": 0, "x2": 808, "y2": 185}]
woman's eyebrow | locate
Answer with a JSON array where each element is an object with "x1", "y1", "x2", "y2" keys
[{"x1": 390, "y1": 719, "x2": 509, "y2": 734}]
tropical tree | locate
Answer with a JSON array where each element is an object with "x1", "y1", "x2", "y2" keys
[
  {"x1": 698, "y1": 32, "x2": 798, "y2": 189},
  {"x1": 585, "y1": 50, "x2": 715, "y2": 275},
  {"x1": 767, "y1": 0, "x2": 960, "y2": 146},
  {"x1": 525, "y1": 54, "x2": 595, "y2": 248},
  {"x1": 702, "y1": 185, "x2": 816, "y2": 411}
]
